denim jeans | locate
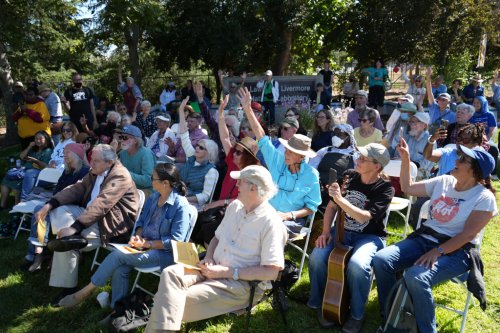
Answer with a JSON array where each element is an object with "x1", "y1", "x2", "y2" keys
[
  {"x1": 26, "y1": 204, "x2": 51, "y2": 260},
  {"x1": 91, "y1": 248, "x2": 174, "y2": 307},
  {"x1": 372, "y1": 236, "x2": 470, "y2": 333},
  {"x1": 21, "y1": 168, "x2": 41, "y2": 201},
  {"x1": 308, "y1": 230, "x2": 385, "y2": 320}
]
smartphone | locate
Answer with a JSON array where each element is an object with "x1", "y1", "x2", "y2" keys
[
  {"x1": 328, "y1": 168, "x2": 338, "y2": 185},
  {"x1": 440, "y1": 119, "x2": 449, "y2": 130}
]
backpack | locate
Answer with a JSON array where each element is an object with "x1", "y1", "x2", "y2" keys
[
  {"x1": 382, "y1": 279, "x2": 419, "y2": 333},
  {"x1": 110, "y1": 290, "x2": 153, "y2": 332}
]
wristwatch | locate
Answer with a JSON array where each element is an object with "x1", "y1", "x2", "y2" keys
[
  {"x1": 233, "y1": 267, "x2": 239, "y2": 281},
  {"x1": 437, "y1": 246, "x2": 445, "y2": 256}
]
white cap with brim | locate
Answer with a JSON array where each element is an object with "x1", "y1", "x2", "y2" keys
[
  {"x1": 230, "y1": 165, "x2": 275, "y2": 193},
  {"x1": 265, "y1": 70, "x2": 273, "y2": 76},
  {"x1": 357, "y1": 143, "x2": 390, "y2": 167},
  {"x1": 411, "y1": 112, "x2": 430, "y2": 125},
  {"x1": 278, "y1": 134, "x2": 317, "y2": 158},
  {"x1": 155, "y1": 114, "x2": 171, "y2": 122}
]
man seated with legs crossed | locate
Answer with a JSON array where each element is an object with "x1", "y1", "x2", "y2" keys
[
  {"x1": 145, "y1": 165, "x2": 287, "y2": 332},
  {"x1": 35, "y1": 144, "x2": 140, "y2": 305}
]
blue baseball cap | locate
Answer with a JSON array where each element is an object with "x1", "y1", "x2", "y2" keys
[
  {"x1": 118, "y1": 125, "x2": 142, "y2": 138},
  {"x1": 459, "y1": 145, "x2": 495, "y2": 179}
]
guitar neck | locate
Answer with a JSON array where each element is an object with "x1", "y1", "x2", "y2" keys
[{"x1": 334, "y1": 175, "x2": 349, "y2": 245}]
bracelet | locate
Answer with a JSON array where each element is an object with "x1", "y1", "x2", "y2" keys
[
  {"x1": 290, "y1": 211, "x2": 296, "y2": 221},
  {"x1": 224, "y1": 199, "x2": 229, "y2": 206}
]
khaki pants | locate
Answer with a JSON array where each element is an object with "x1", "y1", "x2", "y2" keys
[
  {"x1": 48, "y1": 205, "x2": 101, "y2": 288},
  {"x1": 145, "y1": 264, "x2": 264, "y2": 332}
]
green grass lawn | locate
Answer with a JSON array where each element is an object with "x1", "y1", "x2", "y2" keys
[{"x1": 0, "y1": 144, "x2": 499, "y2": 332}]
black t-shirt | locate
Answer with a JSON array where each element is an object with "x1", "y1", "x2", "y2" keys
[
  {"x1": 340, "y1": 169, "x2": 394, "y2": 237},
  {"x1": 64, "y1": 86, "x2": 95, "y2": 131},
  {"x1": 319, "y1": 69, "x2": 334, "y2": 87}
]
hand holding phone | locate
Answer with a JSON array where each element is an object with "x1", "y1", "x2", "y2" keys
[{"x1": 328, "y1": 168, "x2": 338, "y2": 185}]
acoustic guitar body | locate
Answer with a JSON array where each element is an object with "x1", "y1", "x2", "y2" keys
[{"x1": 322, "y1": 243, "x2": 353, "y2": 325}]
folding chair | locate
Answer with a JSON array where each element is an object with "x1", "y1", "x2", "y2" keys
[
  {"x1": 11, "y1": 167, "x2": 64, "y2": 239},
  {"x1": 416, "y1": 199, "x2": 482, "y2": 333},
  {"x1": 131, "y1": 204, "x2": 198, "y2": 296},
  {"x1": 90, "y1": 189, "x2": 146, "y2": 270},
  {"x1": 286, "y1": 212, "x2": 315, "y2": 279},
  {"x1": 383, "y1": 160, "x2": 418, "y2": 238}
]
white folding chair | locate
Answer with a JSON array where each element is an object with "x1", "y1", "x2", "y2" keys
[
  {"x1": 11, "y1": 167, "x2": 64, "y2": 239},
  {"x1": 416, "y1": 199, "x2": 481, "y2": 333},
  {"x1": 383, "y1": 160, "x2": 418, "y2": 238},
  {"x1": 90, "y1": 189, "x2": 146, "y2": 270},
  {"x1": 131, "y1": 204, "x2": 198, "y2": 296},
  {"x1": 286, "y1": 213, "x2": 315, "y2": 279}
]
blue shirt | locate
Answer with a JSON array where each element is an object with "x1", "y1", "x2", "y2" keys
[
  {"x1": 363, "y1": 67, "x2": 388, "y2": 87},
  {"x1": 429, "y1": 103, "x2": 456, "y2": 126},
  {"x1": 135, "y1": 191, "x2": 194, "y2": 268},
  {"x1": 437, "y1": 147, "x2": 458, "y2": 176},
  {"x1": 462, "y1": 84, "x2": 484, "y2": 104},
  {"x1": 258, "y1": 136, "x2": 321, "y2": 213}
]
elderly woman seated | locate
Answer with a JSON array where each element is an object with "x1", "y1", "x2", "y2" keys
[
  {"x1": 25, "y1": 143, "x2": 90, "y2": 272},
  {"x1": 134, "y1": 100, "x2": 157, "y2": 138},
  {"x1": 115, "y1": 125, "x2": 155, "y2": 194},
  {"x1": 177, "y1": 97, "x2": 219, "y2": 211},
  {"x1": 239, "y1": 87, "x2": 321, "y2": 235},
  {"x1": 354, "y1": 108, "x2": 383, "y2": 146},
  {"x1": 58, "y1": 163, "x2": 195, "y2": 309}
]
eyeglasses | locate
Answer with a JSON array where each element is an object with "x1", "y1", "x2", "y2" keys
[
  {"x1": 357, "y1": 155, "x2": 377, "y2": 164},
  {"x1": 196, "y1": 144, "x2": 206, "y2": 151},
  {"x1": 119, "y1": 107, "x2": 127, "y2": 111},
  {"x1": 285, "y1": 113, "x2": 295, "y2": 118},
  {"x1": 63, "y1": 128, "x2": 73, "y2": 133},
  {"x1": 282, "y1": 127, "x2": 291, "y2": 131},
  {"x1": 233, "y1": 149, "x2": 244, "y2": 156},
  {"x1": 358, "y1": 118, "x2": 371, "y2": 123},
  {"x1": 240, "y1": 126, "x2": 250, "y2": 131},
  {"x1": 316, "y1": 115, "x2": 326, "y2": 120},
  {"x1": 118, "y1": 135, "x2": 131, "y2": 141},
  {"x1": 151, "y1": 176, "x2": 161, "y2": 181},
  {"x1": 415, "y1": 80, "x2": 421, "y2": 83},
  {"x1": 277, "y1": 166, "x2": 298, "y2": 192},
  {"x1": 408, "y1": 121, "x2": 419, "y2": 125}
]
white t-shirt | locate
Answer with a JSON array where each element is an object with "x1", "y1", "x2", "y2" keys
[{"x1": 422, "y1": 175, "x2": 497, "y2": 244}]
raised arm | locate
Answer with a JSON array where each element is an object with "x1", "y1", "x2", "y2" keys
[
  {"x1": 423, "y1": 129, "x2": 445, "y2": 162},
  {"x1": 218, "y1": 95, "x2": 232, "y2": 155},
  {"x1": 238, "y1": 87, "x2": 265, "y2": 140},
  {"x1": 398, "y1": 138, "x2": 428, "y2": 196},
  {"x1": 426, "y1": 66, "x2": 435, "y2": 105}
]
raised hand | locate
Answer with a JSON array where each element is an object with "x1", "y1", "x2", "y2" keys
[
  {"x1": 396, "y1": 137, "x2": 410, "y2": 160},
  {"x1": 219, "y1": 95, "x2": 229, "y2": 114},
  {"x1": 237, "y1": 87, "x2": 252, "y2": 109},
  {"x1": 178, "y1": 96, "x2": 191, "y2": 116},
  {"x1": 194, "y1": 81, "x2": 204, "y2": 101}
]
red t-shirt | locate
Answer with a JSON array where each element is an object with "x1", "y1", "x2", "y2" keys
[{"x1": 218, "y1": 147, "x2": 239, "y2": 200}]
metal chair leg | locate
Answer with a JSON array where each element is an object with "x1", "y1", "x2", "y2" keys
[{"x1": 245, "y1": 282, "x2": 257, "y2": 333}]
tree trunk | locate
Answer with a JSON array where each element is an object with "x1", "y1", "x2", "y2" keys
[
  {"x1": 273, "y1": 28, "x2": 292, "y2": 76},
  {"x1": 0, "y1": 43, "x2": 19, "y2": 146},
  {"x1": 124, "y1": 25, "x2": 142, "y2": 86},
  {"x1": 213, "y1": 68, "x2": 222, "y2": 104}
]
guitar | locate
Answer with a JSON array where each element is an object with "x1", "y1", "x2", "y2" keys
[{"x1": 322, "y1": 175, "x2": 353, "y2": 325}]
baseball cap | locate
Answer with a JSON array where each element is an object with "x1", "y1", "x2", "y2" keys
[
  {"x1": 265, "y1": 70, "x2": 273, "y2": 76},
  {"x1": 251, "y1": 101, "x2": 263, "y2": 113},
  {"x1": 116, "y1": 125, "x2": 142, "y2": 138},
  {"x1": 230, "y1": 165, "x2": 275, "y2": 193},
  {"x1": 14, "y1": 81, "x2": 24, "y2": 88},
  {"x1": 357, "y1": 143, "x2": 390, "y2": 167},
  {"x1": 437, "y1": 93, "x2": 451, "y2": 101},
  {"x1": 155, "y1": 113, "x2": 171, "y2": 122},
  {"x1": 459, "y1": 145, "x2": 495, "y2": 179},
  {"x1": 411, "y1": 112, "x2": 430, "y2": 125},
  {"x1": 281, "y1": 118, "x2": 299, "y2": 129},
  {"x1": 399, "y1": 102, "x2": 417, "y2": 113},
  {"x1": 355, "y1": 90, "x2": 368, "y2": 98},
  {"x1": 37, "y1": 84, "x2": 51, "y2": 93},
  {"x1": 65, "y1": 143, "x2": 86, "y2": 161}
]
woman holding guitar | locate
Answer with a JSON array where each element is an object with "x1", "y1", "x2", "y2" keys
[{"x1": 308, "y1": 143, "x2": 394, "y2": 333}]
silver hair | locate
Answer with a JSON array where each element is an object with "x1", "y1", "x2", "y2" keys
[
  {"x1": 249, "y1": 179, "x2": 278, "y2": 200},
  {"x1": 93, "y1": 144, "x2": 117, "y2": 162},
  {"x1": 456, "y1": 103, "x2": 475, "y2": 116},
  {"x1": 106, "y1": 111, "x2": 121, "y2": 124},
  {"x1": 200, "y1": 139, "x2": 219, "y2": 164},
  {"x1": 64, "y1": 151, "x2": 84, "y2": 174},
  {"x1": 224, "y1": 115, "x2": 240, "y2": 138},
  {"x1": 141, "y1": 100, "x2": 151, "y2": 108},
  {"x1": 134, "y1": 137, "x2": 144, "y2": 147}
]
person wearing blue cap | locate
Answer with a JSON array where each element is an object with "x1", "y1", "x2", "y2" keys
[
  {"x1": 373, "y1": 138, "x2": 497, "y2": 333},
  {"x1": 116, "y1": 125, "x2": 155, "y2": 193}
]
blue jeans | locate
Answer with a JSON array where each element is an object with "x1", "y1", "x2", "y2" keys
[
  {"x1": 372, "y1": 236, "x2": 470, "y2": 333},
  {"x1": 308, "y1": 230, "x2": 385, "y2": 320},
  {"x1": 21, "y1": 168, "x2": 41, "y2": 201},
  {"x1": 91, "y1": 248, "x2": 174, "y2": 307},
  {"x1": 27, "y1": 204, "x2": 51, "y2": 260}
]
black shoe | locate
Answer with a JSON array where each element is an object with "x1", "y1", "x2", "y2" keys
[
  {"x1": 317, "y1": 309, "x2": 337, "y2": 329},
  {"x1": 50, "y1": 287, "x2": 79, "y2": 307},
  {"x1": 28, "y1": 254, "x2": 45, "y2": 272},
  {"x1": 341, "y1": 316, "x2": 365, "y2": 333},
  {"x1": 47, "y1": 235, "x2": 88, "y2": 252}
]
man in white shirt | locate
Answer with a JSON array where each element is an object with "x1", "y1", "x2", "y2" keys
[
  {"x1": 145, "y1": 165, "x2": 287, "y2": 332},
  {"x1": 159, "y1": 82, "x2": 176, "y2": 111}
]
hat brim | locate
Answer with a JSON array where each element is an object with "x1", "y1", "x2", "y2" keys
[
  {"x1": 356, "y1": 146, "x2": 388, "y2": 167},
  {"x1": 155, "y1": 116, "x2": 171, "y2": 122},
  {"x1": 229, "y1": 171, "x2": 242, "y2": 180},
  {"x1": 458, "y1": 145, "x2": 475, "y2": 159},
  {"x1": 399, "y1": 108, "x2": 417, "y2": 113},
  {"x1": 278, "y1": 138, "x2": 317, "y2": 158},
  {"x1": 234, "y1": 142, "x2": 259, "y2": 161}
]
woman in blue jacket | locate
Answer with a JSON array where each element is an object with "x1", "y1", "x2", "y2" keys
[{"x1": 57, "y1": 163, "x2": 195, "y2": 308}]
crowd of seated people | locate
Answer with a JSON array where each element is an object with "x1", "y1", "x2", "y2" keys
[{"x1": 1, "y1": 65, "x2": 498, "y2": 333}]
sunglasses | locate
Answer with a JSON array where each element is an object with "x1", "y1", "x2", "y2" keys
[
  {"x1": 285, "y1": 113, "x2": 295, "y2": 117},
  {"x1": 233, "y1": 149, "x2": 244, "y2": 156},
  {"x1": 196, "y1": 144, "x2": 206, "y2": 151},
  {"x1": 118, "y1": 135, "x2": 131, "y2": 141},
  {"x1": 458, "y1": 154, "x2": 473, "y2": 164},
  {"x1": 63, "y1": 128, "x2": 73, "y2": 133},
  {"x1": 282, "y1": 127, "x2": 291, "y2": 131},
  {"x1": 240, "y1": 126, "x2": 250, "y2": 131},
  {"x1": 358, "y1": 118, "x2": 371, "y2": 123},
  {"x1": 316, "y1": 115, "x2": 326, "y2": 119}
]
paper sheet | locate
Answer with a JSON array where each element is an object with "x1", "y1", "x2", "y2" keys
[
  {"x1": 109, "y1": 243, "x2": 145, "y2": 254},
  {"x1": 171, "y1": 240, "x2": 200, "y2": 270}
]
